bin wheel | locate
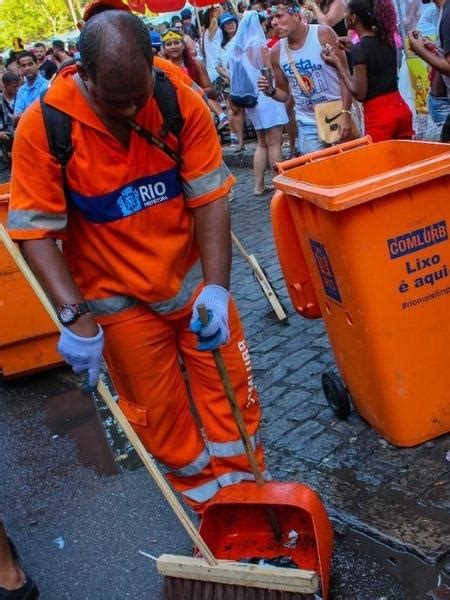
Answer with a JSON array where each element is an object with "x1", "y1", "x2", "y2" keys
[{"x1": 321, "y1": 372, "x2": 351, "y2": 419}]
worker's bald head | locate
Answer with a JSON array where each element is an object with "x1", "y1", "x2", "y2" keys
[
  {"x1": 79, "y1": 10, "x2": 152, "y2": 82},
  {"x1": 77, "y1": 10, "x2": 155, "y2": 123}
]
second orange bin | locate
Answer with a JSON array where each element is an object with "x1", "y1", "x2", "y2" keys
[
  {"x1": 0, "y1": 183, "x2": 62, "y2": 378},
  {"x1": 272, "y1": 138, "x2": 450, "y2": 447}
]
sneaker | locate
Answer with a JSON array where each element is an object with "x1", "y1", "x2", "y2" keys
[{"x1": 217, "y1": 115, "x2": 229, "y2": 131}]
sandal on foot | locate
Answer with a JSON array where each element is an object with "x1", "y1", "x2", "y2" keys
[
  {"x1": 0, "y1": 576, "x2": 39, "y2": 600},
  {"x1": 0, "y1": 539, "x2": 39, "y2": 600},
  {"x1": 254, "y1": 185, "x2": 274, "y2": 196}
]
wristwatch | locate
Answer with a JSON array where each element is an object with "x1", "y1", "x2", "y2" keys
[{"x1": 57, "y1": 302, "x2": 90, "y2": 326}]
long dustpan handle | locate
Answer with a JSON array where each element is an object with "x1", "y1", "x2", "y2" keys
[
  {"x1": 198, "y1": 305, "x2": 263, "y2": 483},
  {"x1": 198, "y1": 304, "x2": 283, "y2": 541},
  {"x1": 0, "y1": 224, "x2": 217, "y2": 566}
]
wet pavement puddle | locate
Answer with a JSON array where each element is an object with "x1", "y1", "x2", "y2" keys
[{"x1": 46, "y1": 387, "x2": 140, "y2": 475}]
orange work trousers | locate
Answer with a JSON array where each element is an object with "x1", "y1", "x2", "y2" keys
[{"x1": 101, "y1": 298, "x2": 265, "y2": 513}]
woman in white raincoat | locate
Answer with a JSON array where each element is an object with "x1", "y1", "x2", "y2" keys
[{"x1": 229, "y1": 10, "x2": 288, "y2": 195}]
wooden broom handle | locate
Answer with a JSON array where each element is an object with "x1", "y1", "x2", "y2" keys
[
  {"x1": 197, "y1": 304, "x2": 264, "y2": 485},
  {"x1": 0, "y1": 224, "x2": 218, "y2": 566},
  {"x1": 231, "y1": 231, "x2": 252, "y2": 262}
]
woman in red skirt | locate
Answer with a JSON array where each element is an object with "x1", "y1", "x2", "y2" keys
[{"x1": 322, "y1": 0, "x2": 413, "y2": 142}]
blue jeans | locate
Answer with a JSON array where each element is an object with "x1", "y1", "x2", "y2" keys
[
  {"x1": 428, "y1": 95, "x2": 450, "y2": 126},
  {"x1": 297, "y1": 123, "x2": 328, "y2": 155}
]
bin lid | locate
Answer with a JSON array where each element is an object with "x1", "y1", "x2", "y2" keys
[{"x1": 273, "y1": 139, "x2": 450, "y2": 211}]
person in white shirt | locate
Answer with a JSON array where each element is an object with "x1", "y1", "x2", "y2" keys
[{"x1": 258, "y1": 0, "x2": 353, "y2": 154}]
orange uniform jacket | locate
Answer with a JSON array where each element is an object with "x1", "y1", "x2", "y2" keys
[{"x1": 8, "y1": 64, "x2": 234, "y2": 322}]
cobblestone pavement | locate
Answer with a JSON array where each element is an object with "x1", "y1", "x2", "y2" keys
[{"x1": 226, "y1": 163, "x2": 450, "y2": 598}]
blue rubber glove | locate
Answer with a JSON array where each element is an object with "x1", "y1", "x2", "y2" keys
[
  {"x1": 190, "y1": 284, "x2": 230, "y2": 351},
  {"x1": 57, "y1": 326, "x2": 104, "y2": 388}
]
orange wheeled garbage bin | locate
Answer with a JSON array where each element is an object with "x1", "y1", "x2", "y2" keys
[
  {"x1": 0, "y1": 183, "x2": 63, "y2": 378},
  {"x1": 272, "y1": 137, "x2": 450, "y2": 447}
]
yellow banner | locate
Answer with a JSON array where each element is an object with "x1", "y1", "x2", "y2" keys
[
  {"x1": 404, "y1": 35, "x2": 437, "y2": 114},
  {"x1": 406, "y1": 56, "x2": 430, "y2": 113}
]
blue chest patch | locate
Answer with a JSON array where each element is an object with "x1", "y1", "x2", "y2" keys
[{"x1": 69, "y1": 168, "x2": 183, "y2": 223}]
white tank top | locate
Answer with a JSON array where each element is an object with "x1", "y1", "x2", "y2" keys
[{"x1": 279, "y1": 25, "x2": 342, "y2": 125}]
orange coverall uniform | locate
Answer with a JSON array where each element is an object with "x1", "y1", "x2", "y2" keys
[{"x1": 8, "y1": 65, "x2": 266, "y2": 512}]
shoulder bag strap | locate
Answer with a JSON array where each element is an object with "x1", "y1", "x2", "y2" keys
[
  {"x1": 284, "y1": 39, "x2": 311, "y2": 97},
  {"x1": 129, "y1": 69, "x2": 183, "y2": 166},
  {"x1": 128, "y1": 121, "x2": 181, "y2": 165}
]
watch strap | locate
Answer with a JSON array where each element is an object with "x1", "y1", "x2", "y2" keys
[
  {"x1": 58, "y1": 302, "x2": 90, "y2": 314},
  {"x1": 75, "y1": 302, "x2": 90, "y2": 315}
]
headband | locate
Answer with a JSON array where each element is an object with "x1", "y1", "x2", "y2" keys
[
  {"x1": 162, "y1": 29, "x2": 184, "y2": 43},
  {"x1": 268, "y1": 5, "x2": 301, "y2": 16}
]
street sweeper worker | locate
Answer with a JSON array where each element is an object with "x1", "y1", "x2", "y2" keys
[{"x1": 7, "y1": 10, "x2": 267, "y2": 514}]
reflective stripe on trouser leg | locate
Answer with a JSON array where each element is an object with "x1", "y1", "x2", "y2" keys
[
  {"x1": 207, "y1": 429, "x2": 261, "y2": 458},
  {"x1": 179, "y1": 298, "x2": 266, "y2": 486},
  {"x1": 100, "y1": 305, "x2": 219, "y2": 510}
]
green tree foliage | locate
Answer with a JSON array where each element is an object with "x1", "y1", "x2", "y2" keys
[{"x1": 0, "y1": 0, "x2": 83, "y2": 50}]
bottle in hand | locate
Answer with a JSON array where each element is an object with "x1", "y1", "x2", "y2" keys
[{"x1": 261, "y1": 67, "x2": 274, "y2": 96}]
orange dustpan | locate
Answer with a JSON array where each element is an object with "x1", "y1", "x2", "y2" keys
[{"x1": 197, "y1": 307, "x2": 334, "y2": 600}]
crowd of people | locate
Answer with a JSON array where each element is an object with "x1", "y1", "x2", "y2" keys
[
  {"x1": 138, "y1": 0, "x2": 448, "y2": 191},
  {"x1": 0, "y1": 0, "x2": 450, "y2": 191},
  {"x1": 1, "y1": 0, "x2": 448, "y2": 194},
  {"x1": 0, "y1": 38, "x2": 81, "y2": 150},
  {"x1": 1, "y1": 1, "x2": 450, "y2": 598}
]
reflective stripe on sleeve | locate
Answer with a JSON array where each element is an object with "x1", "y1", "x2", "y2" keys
[
  {"x1": 207, "y1": 429, "x2": 262, "y2": 458},
  {"x1": 182, "y1": 479, "x2": 220, "y2": 503},
  {"x1": 182, "y1": 163, "x2": 231, "y2": 201},
  {"x1": 147, "y1": 261, "x2": 202, "y2": 315},
  {"x1": 8, "y1": 210, "x2": 67, "y2": 231},
  {"x1": 169, "y1": 448, "x2": 211, "y2": 478}
]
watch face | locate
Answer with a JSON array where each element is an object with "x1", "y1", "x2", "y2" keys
[{"x1": 59, "y1": 305, "x2": 77, "y2": 325}]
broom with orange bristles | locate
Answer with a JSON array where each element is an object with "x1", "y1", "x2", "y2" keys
[{"x1": 0, "y1": 223, "x2": 320, "y2": 600}]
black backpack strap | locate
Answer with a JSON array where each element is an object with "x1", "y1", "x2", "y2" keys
[
  {"x1": 153, "y1": 68, "x2": 184, "y2": 138},
  {"x1": 40, "y1": 90, "x2": 72, "y2": 168}
]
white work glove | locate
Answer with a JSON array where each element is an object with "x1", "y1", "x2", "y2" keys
[
  {"x1": 57, "y1": 326, "x2": 104, "y2": 388},
  {"x1": 189, "y1": 284, "x2": 230, "y2": 350}
]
